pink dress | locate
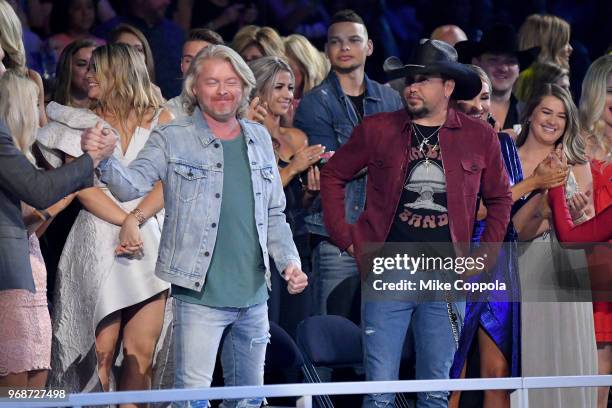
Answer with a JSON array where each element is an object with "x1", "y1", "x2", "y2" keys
[{"x1": 0, "y1": 234, "x2": 52, "y2": 375}]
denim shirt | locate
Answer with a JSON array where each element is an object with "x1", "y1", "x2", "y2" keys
[
  {"x1": 98, "y1": 107, "x2": 301, "y2": 291},
  {"x1": 294, "y1": 71, "x2": 403, "y2": 236}
]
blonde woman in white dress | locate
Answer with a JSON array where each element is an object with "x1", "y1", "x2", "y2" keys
[{"x1": 37, "y1": 43, "x2": 173, "y2": 401}]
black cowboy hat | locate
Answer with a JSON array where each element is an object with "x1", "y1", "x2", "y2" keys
[
  {"x1": 454, "y1": 23, "x2": 539, "y2": 70},
  {"x1": 383, "y1": 39, "x2": 482, "y2": 100}
]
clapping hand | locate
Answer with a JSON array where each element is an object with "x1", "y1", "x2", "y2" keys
[
  {"x1": 533, "y1": 155, "x2": 568, "y2": 189},
  {"x1": 81, "y1": 122, "x2": 116, "y2": 167},
  {"x1": 284, "y1": 263, "x2": 308, "y2": 294}
]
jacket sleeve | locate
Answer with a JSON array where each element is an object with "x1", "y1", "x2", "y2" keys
[
  {"x1": 294, "y1": 92, "x2": 340, "y2": 151},
  {"x1": 98, "y1": 129, "x2": 168, "y2": 202},
  {"x1": 549, "y1": 186, "x2": 612, "y2": 243},
  {"x1": 0, "y1": 120, "x2": 93, "y2": 209},
  {"x1": 320, "y1": 121, "x2": 371, "y2": 250},
  {"x1": 479, "y1": 128, "x2": 513, "y2": 244}
]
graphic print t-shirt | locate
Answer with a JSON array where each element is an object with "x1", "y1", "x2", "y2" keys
[{"x1": 387, "y1": 124, "x2": 452, "y2": 244}]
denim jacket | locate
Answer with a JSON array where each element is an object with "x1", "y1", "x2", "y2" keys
[
  {"x1": 293, "y1": 71, "x2": 403, "y2": 236},
  {"x1": 98, "y1": 107, "x2": 300, "y2": 291}
]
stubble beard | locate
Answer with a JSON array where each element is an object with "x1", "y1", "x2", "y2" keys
[{"x1": 406, "y1": 104, "x2": 430, "y2": 119}]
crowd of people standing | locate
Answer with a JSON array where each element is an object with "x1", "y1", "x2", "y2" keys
[{"x1": 0, "y1": 1, "x2": 611, "y2": 408}]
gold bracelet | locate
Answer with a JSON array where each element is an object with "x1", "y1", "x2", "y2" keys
[{"x1": 130, "y1": 208, "x2": 146, "y2": 226}]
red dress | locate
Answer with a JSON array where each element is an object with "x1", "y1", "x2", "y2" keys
[
  {"x1": 591, "y1": 160, "x2": 612, "y2": 343},
  {"x1": 549, "y1": 165, "x2": 612, "y2": 343}
]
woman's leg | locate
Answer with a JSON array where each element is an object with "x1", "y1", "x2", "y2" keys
[
  {"x1": 27, "y1": 370, "x2": 48, "y2": 388},
  {"x1": 448, "y1": 363, "x2": 467, "y2": 408},
  {"x1": 597, "y1": 344, "x2": 611, "y2": 408},
  {"x1": 95, "y1": 311, "x2": 122, "y2": 391},
  {"x1": 119, "y1": 291, "x2": 167, "y2": 408},
  {"x1": 478, "y1": 327, "x2": 510, "y2": 408},
  {"x1": 0, "y1": 372, "x2": 28, "y2": 387}
]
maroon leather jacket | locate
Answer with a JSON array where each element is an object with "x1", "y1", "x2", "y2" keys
[{"x1": 320, "y1": 108, "x2": 513, "y2": 279}]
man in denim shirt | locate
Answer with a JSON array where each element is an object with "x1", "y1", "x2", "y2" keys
[
  {"x1": 294, "y1": 10, "x2": 403, "y2": 316},
  {"x1": 84, "y1": 45, "x2": 307, "y2": 408}
]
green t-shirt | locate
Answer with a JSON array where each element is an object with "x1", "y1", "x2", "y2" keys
[{"x1": 172, "y1": 134, "x2": 267, "y2": 307}]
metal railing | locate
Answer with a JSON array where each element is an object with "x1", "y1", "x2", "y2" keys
[{"x1": 2, "y1": 375, "x2": 611, "y2": 408}]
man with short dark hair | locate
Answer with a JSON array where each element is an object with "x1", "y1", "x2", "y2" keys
[
  {"x1": 320, "y1": 40, "x2": 512, "y2": 408},
  {"x1": 294, "y1": 9, "x2": 402, "y2": 317},
  {"x1": 164, "y1": 27, "x2": 224, "y2": 118}
]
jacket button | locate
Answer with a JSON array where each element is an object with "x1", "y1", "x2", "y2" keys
[
  {"x1": 215, "y1": 193, "x2": 221, "y2": 198},
  {"x1": 204, "y1": 251, "x2": 210, "y2": 257},
  {"x1": 211, "y1": 223, "x2": 217, "y2": 228},
  {"x1": 216, "y1": 163, "x2": 222, "y2": 168},
  {"x1": 214, "y1": 143, "x2": 220, "y2": 148},
  {"x1": 471, "y1": 165, "x2": 478, "y2": 171},
  {"x1": 195, "y1": 282, "x2": 200, "y2": 287}
]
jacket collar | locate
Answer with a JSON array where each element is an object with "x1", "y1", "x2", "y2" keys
[
  {"x1": 192, "y1": 106, "x2": 256, "y2": 146},
  {"x1": 327, "y1": 71, "x2": 382, "y2": 102}
]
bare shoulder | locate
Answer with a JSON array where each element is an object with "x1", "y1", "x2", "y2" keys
[
  {"x1": 283, "y1": 127, "x2": 308, "y2": 149},
  {"x1": 27, "y1": 69, "x2": 44, "y2": 90},
  {"x1": 157, "y1": 108, "x2": 175, "y2": 125}
]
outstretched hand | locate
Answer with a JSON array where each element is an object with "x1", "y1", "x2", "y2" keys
[{"x1": 81, "y1": 122, "x2": 116, "y2": 167}]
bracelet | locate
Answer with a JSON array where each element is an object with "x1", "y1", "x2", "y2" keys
[
  {"x1": 130, "y1": 208, "x2": 146, "y2": 226},
  {"x1": 572, "y1": 212, "x2": 588, "y2": 224},
  {"x1": 34, "y1": 209, "x2": 51, "y2": 221}
]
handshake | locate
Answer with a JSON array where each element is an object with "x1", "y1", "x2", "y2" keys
[{"x1": 81, "y1": 122, "x2": 117, "y2": 168}]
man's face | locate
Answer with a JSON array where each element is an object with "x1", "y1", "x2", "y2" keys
[
  {"x1": 403, "y1": 74, "x2": 455, "y2": 118},
  {"x1": 181, "y1": 40, "x2": 210, "y2": 76},
  {"x1": 192, "y1": 58, "x2": 243, "y2": 122},
  {"x1": 325, "y1": 22, "x2": 372, "y2": 74},
  {"x1": 475, "y1": 53, "x2": 519, "y2": 94}
]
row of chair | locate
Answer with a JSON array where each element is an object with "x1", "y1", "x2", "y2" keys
[{"x1": 264, "y1": 315, "x2": 415, "y2": 408}]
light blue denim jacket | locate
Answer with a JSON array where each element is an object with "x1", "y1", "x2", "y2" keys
[
  {"x1": 98, "y1": 107, "x2": 300, "y2": 291},
  {"x1": 293, "y1": 71, "x2": 403, "y2": 237}
]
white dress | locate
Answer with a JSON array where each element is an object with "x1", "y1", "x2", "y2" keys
[
  {"x1": 517, "y1": 173, "x2": 597, "y2": 408},
  {"x1": 38, "y1": 102, "x2": 172, "y2": 393}
]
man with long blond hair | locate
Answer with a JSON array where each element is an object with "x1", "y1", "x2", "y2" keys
[{"x1": 84, "y1": 44, "x2": 307, "y2": 408}]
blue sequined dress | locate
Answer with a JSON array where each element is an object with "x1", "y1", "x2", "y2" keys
[{"x1": 450, "y1": 133, "x2": 523, "y2": 380}]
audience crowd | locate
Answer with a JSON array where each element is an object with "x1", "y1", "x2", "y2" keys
[{"x1": 0, "y1": 1, "x2": 611, "y2": 407}]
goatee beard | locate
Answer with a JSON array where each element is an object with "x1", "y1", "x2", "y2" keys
[{"x1": 406, "y1": 105, "x2": 429, "y2": 119}]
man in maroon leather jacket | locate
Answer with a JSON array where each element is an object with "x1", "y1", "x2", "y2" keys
[{"x1": 320, "y1": 40, "x2": 512, "y2": 408}]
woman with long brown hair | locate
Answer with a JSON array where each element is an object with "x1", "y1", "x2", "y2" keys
[{"x1": 516, "y1": 83, "x2": 597, "y2": 407}]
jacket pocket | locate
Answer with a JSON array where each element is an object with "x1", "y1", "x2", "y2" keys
[
  {"x1": 461, "y1": 158, "x2": 484, "y2": 196},
  {"x1": 173, "y1": 162, "x2": 208, "y2": 202}
]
